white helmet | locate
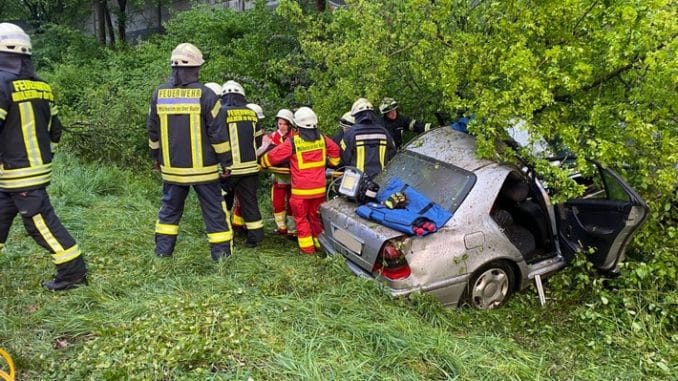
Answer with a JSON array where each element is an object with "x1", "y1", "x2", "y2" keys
[
  {"x1": 222, "y1": 80, "x2": 245, "y2": 96},
  {"x1": 294, "y1": 107, "x2": 318, "y2": 129},
  {"x1": 246, "y1": 103, "x2": 265, "y2": 119},
  {"x1": 0, "y1": 23, "x2": 32, "y2": 56},
  {"x1": 170, "y1": 43, "x2": 204, "y2": 67},
  {"x1": 339, "y1": 111, "x2": 355, "y2": 130},
  {"x1": 275, "y1": 109, "x2": 295, "y2": 126},
  {"x1": 350, "y1": 98, "x2": 373, "y2": 116},
  {"x1": 379, "y1": 97, "x2": 399, "y2": 114},
  {"x1": 204, "y1": 82, "x2": 223, "y2": 96}
]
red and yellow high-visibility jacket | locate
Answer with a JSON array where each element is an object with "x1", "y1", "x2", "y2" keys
[{"x1": 260, "y1": 133, "x2": 340, "y2": 199}]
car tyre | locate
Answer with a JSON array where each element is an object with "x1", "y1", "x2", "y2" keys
[{"x1": 466, "y1": 261, "x2": 515, "y2": 310}]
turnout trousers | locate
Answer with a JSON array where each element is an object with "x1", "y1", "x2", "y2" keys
[
  {"x1": 289, "y1": 195, "x2": 324, "y2": 254},
  {"x1": 221, "y1": 174, "x2": 264, "y2": 245},
  {"x1": 155, "y1": 182, "x2": 232, "y2": 261},
  {"x1": 271, "y1": 182, "x2": 293, "y2": 233},
  {"x1": 0, "y1": 189, "x2": 86, "y2": 279}
]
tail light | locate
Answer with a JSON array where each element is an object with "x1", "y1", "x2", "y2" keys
[{"x1": 373, "y1": 240, "x2": 411, "y2": 280}]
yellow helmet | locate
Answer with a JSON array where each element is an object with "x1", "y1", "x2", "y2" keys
[
  {"x1": 0, "y1": 23, "x2": 31, "y2": 55},
  {"x1": 170, "y1": 43, "x2": 204, "y2": 67}
]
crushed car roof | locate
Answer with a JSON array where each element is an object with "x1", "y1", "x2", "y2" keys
[{"x1": 404, "y1": 128, "x2": 496, "y2": 172}]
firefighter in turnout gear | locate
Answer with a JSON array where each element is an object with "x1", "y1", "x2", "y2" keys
[
  {"x1": 0, "y1": 23, "x2": 87, "y2": 290},
  {"x1": 147, "y1": 43, "x2": 233, "y2": 261},
  {"x1": 332, "y1": 111, "x2": 354, "y2": 146},
  {"x1": 258, "y1": 108, "x2": 296, "y2": 236},
  {"x1": 379, "y1": 97, "x2": 432, "y2": 149},
  {"x1": 340, "y1": 98, "x2": 396, "y2": 179},
  {"x1": 219, "y1": 81, "x2": 264, "y2": 247},
  {"x1": 227, "y1": 102, "x2": 266, "y2": 238},
  {"x1": 260, "y1": 107, "x2": 340, "y2": 254}
]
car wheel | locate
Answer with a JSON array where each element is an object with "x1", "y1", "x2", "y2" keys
[{"x1": 467, "y1": 261, "x2": 515, "y2": 310}]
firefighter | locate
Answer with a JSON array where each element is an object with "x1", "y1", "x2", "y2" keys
[
  {"x1": 0, "y1": 23, "x2": 87, "y2": 290},
  {"x1": 260, "y1": 108, "x2": 296, "y2": 235},
  {"x1": 340, "y1": 98, "x2": 396, "y2": 179},
  {"x1": 219, "y1": 80, "x2": 264, "y2": 247},
  {"x1": 228, "y1": 102, "x2": 266, "y2": 236},
  {"x1": 379, "y1": 97, "x2": 432, "y2": 149},
  {"x1": 332, "y1": 111, "x2": 354, "y2": 146},
  {"x1": 260, "y1": 107, "x2": 340, "y2": 254},
  {"x1": 204, "y1": 82, "x2": 223, "y2": 97},
  {"x1": 147, "y1": 43, "x2": 233, "y2": 261}
]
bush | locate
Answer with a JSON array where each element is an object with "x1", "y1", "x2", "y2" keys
[{"x1": 42, "y1": 3, "x2": 304, "y2": 168}]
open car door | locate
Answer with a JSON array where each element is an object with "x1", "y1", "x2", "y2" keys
[{"x1": 557, "y1": 164, "x2": 649, "y2": 273}]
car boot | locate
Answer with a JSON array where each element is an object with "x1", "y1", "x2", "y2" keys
[{"x1": 43, "y1": 256, "x2": 88, "y2": 291}]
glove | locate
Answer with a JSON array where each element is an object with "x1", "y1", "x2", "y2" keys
[
  {"x1": 384, "y1": 192, "x2": 407, "y2": 209},
  {"x1": 218, "y1": 163, "x2": 231, "y2": 179}
]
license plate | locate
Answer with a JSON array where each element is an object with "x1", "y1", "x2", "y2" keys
[{"x1": 332, "y1": 226, "x2": 363, "y2": 255}]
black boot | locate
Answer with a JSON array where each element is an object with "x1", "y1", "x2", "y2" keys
[
  {"x1": 211, "y1": 243, "x2": 232, "y2": 262},
  {"x1": 43, "y1": 256, "x2": 88, "y2": 291}
]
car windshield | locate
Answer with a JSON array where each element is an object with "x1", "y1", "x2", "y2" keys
[{"x1": 375, "y1": 150, "x2": 476, "y2": 213}]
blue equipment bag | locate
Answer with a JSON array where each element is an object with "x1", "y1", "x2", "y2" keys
[{"x1": 356, "y1": 178, "x2": 453, "y2": 236}]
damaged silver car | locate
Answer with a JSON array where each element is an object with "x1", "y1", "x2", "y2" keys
[{"x1": 318, "y1": 127, "x2": 649, "y2": 309}]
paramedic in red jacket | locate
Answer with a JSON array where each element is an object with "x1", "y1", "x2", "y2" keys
[
  {"x1": 263, "y1": 108, "x2": 296, "y2": 235},
  {"x1": 260, "y1": 107, "x2": 340, "y2": 254}
]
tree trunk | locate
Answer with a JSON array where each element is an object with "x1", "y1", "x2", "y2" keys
[
  {"x1": 104, "y1": 2, "x2": 116, "y2": 46},
  {"x1": 95, "y1": 0, "x2": 106, "y2": 45},
  {"x1": 115, "y1": 0, "x2": 127, "y2": 43},
  {"x1": 157, "y1": 0, "x2": 164, "y2": 34},
  {"x1": 316, "y1": 0, "x2": 326, "y2": 12}
]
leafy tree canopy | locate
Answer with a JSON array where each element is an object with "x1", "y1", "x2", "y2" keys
[{"x1": 282, "y1": 0, "x2": 676, "y2": 204}]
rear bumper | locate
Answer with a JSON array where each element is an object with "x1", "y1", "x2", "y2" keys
[{"x1": 320, "y1": 231, "x2": 469, "y2": 306}]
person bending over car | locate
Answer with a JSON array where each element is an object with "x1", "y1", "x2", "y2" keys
[{"x1": 340, "y1": 98, "x2": 396, "y2": 179}]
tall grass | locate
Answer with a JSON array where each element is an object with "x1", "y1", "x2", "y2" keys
[{"x1": 0, "y1": 154, "x2": 674, "y2": 380}]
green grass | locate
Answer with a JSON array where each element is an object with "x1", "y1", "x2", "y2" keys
[{"x1": 0, "y1": 154, "x2": 675, "y2": 380}]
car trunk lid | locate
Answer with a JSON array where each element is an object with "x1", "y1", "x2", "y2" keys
[{"x1": 320, "y1": 198, "x2": 403, "y2": 273}]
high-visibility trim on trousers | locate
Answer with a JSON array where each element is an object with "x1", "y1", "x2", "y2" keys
[
  {"x1": 155, "y1": 221, "x2": 179, "y2": 235},
  {"x1": 32, "y1": 213, "x2": 64, "y2": 252},
  {"x1": 297, "y1": 235, "x2": 314, "y2": 250},
  {"x1": 1, "y1": 171, "x2": 81, "y2": 271},
  {"x1": 207, "y1": 231, "x2": 233, "y2": 243},
  {"x1": 274, "y1": 211, "x2": 287, "y2": 229},
  {"x1": 245, "y1": 220, "x2": 264, "y2": 230},
  {"x1": 51, "y1": 244, "x2": 81, "y2": 264},
  {"x1": 232, "y1": 213, "x2": 245, "y2": 226}
]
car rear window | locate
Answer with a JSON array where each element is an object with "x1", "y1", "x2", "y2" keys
[{"x1": 376, "y1": 150, "x2": 476, "y2": 213}]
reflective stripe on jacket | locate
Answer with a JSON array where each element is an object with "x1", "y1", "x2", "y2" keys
[
  {"x1": 269, "y1": 129, "x2": 292, "y2": 184},
  {"x1": 340, "y1": 122, "x2": 396, "y2": 179},
  {"x1": 261, "y1": 134, "x2": 340, "y2": 199},
  {"x1": 223, "y1": 106, "x2": 262, "y2": 176},
  {"x1": 0, "y1": 72, "x2": 61, "y2": 191},
  {"x1": 147, "y1": 83, "x2": 230, "y2": 185}
]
